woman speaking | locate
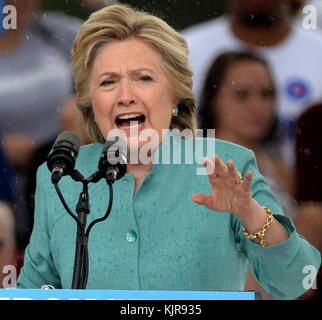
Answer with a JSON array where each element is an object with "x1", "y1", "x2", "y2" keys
[{"x1": 17, "y1": 4, "x2": 320, "y2": 299}]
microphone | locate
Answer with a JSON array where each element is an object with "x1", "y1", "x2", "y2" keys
[
  {"x1": 47, "y1": 131, "x2": 81, "y2": 184},
  {"x1": 98, "y1": 136, "x2": 127, "y2": 183}
]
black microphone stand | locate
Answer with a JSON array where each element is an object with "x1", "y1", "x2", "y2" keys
[
  {"x1": 72, "y1": 180, "x2": 90, "y2": 289},
  {"x1": 53, "y1": 169, "x2": 115, "y2": 290}
]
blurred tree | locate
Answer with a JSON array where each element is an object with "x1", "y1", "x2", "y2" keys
[
  {"x1": 41, "y1": 0, "x2": 91, "y2": 20},
  {"x1": 124, "y1": 0, "x2": 227, "y2": 30},
  {"x1": 41, "y1": 0, "x2": 227, "y2": 30}
]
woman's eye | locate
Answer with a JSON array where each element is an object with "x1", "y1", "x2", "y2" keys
[
  {"x1": 140, "y1": 75, "x2": 152, "y2": 82},
  {"x1": 262, "y1": 88, "x2": 275, "y2": 99},
  {"x1": 235, "y1": 90, "x2": 249, "y2": 99},
  {"x1": 100, "y1": 80, "x2": 114, "y2": 86}
]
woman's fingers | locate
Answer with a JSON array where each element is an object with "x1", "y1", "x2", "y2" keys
[
  {"x1": 227, "y1": 159, "x2": 241, "y2": 183},
  {"x1": 213, "y1": 154, "x2": 227, "y2": 177},
  {"x1": 203, "y1": 155, "x2": 227, "y2": 180},
  {"x1": 202, "y1": 157, "x2": 215, "y2": 176},
  {"x1": 191, "y1": 193, "x2": 213, "y2": 210},
  {"x1": 196, "y1": 156, "x2": 253, "y2": 212},
  {"x1": 242, "y1": 170, "x2": 252, "y2": 192},
  {"x1": 203, "y1": 155, "x2": 252, "y2": 192}
]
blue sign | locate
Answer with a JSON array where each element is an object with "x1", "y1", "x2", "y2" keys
[{"x1": 0, "y1": 289, "x2": 255, "y2": 300}]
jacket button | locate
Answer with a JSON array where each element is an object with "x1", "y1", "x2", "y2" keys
[{"x1": 126, "y1": 230, "x2": 137, "y2": 243}]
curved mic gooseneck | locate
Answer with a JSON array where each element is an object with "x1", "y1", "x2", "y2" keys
[{"x1": 48, "y1": 134, "x2": 127, "y2": 289}]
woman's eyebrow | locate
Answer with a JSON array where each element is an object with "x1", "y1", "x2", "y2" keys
[
  {"x1": 97, "y1": 71, "x2": 119, "y2": 79},
  {"x1": 131, "y1": 68, "x2": 154, "y2": 73},
  {"x1": 98, "y1": 68, "x2": 155, "y2": 78}
]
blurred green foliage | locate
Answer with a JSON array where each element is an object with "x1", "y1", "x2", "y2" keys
[{"x1": 40, "y1": 0, "x2": 227, "y2": 30}]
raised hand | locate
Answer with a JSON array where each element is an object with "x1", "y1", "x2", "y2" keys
[
  {"x1": 191, "y1": 154, "x2": 253, "y2": 219},
  {"x1": 191, "y1": 154, "x2": 289, "y2": 247}
]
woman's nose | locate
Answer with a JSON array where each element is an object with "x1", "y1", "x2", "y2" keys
[
  {"x1": 117, "y1": 79, "x2": 136, "y2": 106},
  {"x1": 248, "y1": 93, "x2": 264, "y2": 109}
]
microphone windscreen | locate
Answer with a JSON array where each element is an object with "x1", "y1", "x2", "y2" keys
[
  {"x1": 47, "y1": 131, "x2": 81, "y2": 175},
  {"x1": 54, "y1": 131, "x2": 81, "y2": 153},
  {"x1": 99, "y1": 136, "x2": 127, "y2": 181},
  {"x1": 103, "y1": 136, "x2": 127, "y2": 155}
]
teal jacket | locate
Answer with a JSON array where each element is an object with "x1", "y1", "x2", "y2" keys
[{"x1": 17, "y1": 133, "x2": 321, "y2": 299}]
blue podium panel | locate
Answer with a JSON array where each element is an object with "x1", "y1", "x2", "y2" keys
[{"x1": 0, "y1": 289, "x2": 255, "y2": 300}]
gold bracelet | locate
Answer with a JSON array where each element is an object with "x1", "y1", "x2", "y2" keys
[{"x1": 242, "y1": 206, "x2": 273, "y2": 247}]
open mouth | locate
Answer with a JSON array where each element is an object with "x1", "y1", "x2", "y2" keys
[{"x1": 116, "y1": 113, "x2": 146, "y2": 130}]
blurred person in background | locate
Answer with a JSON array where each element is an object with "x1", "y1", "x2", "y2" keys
[
  {"x1": 182, "y1": 0, "x2": 322, "y2": 166},
  {"x1": 0, "y1": 132, "x2": 17, "y2": 286},
  {"x1": 295, "y1": 103, "x2": 322, "y2": 300},
  {"x1": 0, "y1": 133, "x2": 15, "y2": 206},
  {"x1": 0, "y1": 202, "x2": 17, "y2": 288},
  {"x1": 197, "y1": 51, "x2": 297, "y2": 299},
  {"x1": 197, "y1": 51, "x2": 297, "y2": 218},
  {"x1": 0, "y1": 0, "x2": 82, "y2": 251},
  {"x1": 0, "y1": 0, "x2": 81, "y2": 167}
]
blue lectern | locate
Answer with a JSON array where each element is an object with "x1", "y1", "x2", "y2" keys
[{"x1": 0, "y1": 289, "x2": 255, "y2": 300}]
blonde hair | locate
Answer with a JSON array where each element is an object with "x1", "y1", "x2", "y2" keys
[{"x1": 71, "y1": 4, "x2": 196, "y2": 143}]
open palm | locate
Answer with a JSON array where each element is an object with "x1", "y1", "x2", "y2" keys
[{"x1": 192, "y1": 155, "x2": 253, "y2": 217}]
